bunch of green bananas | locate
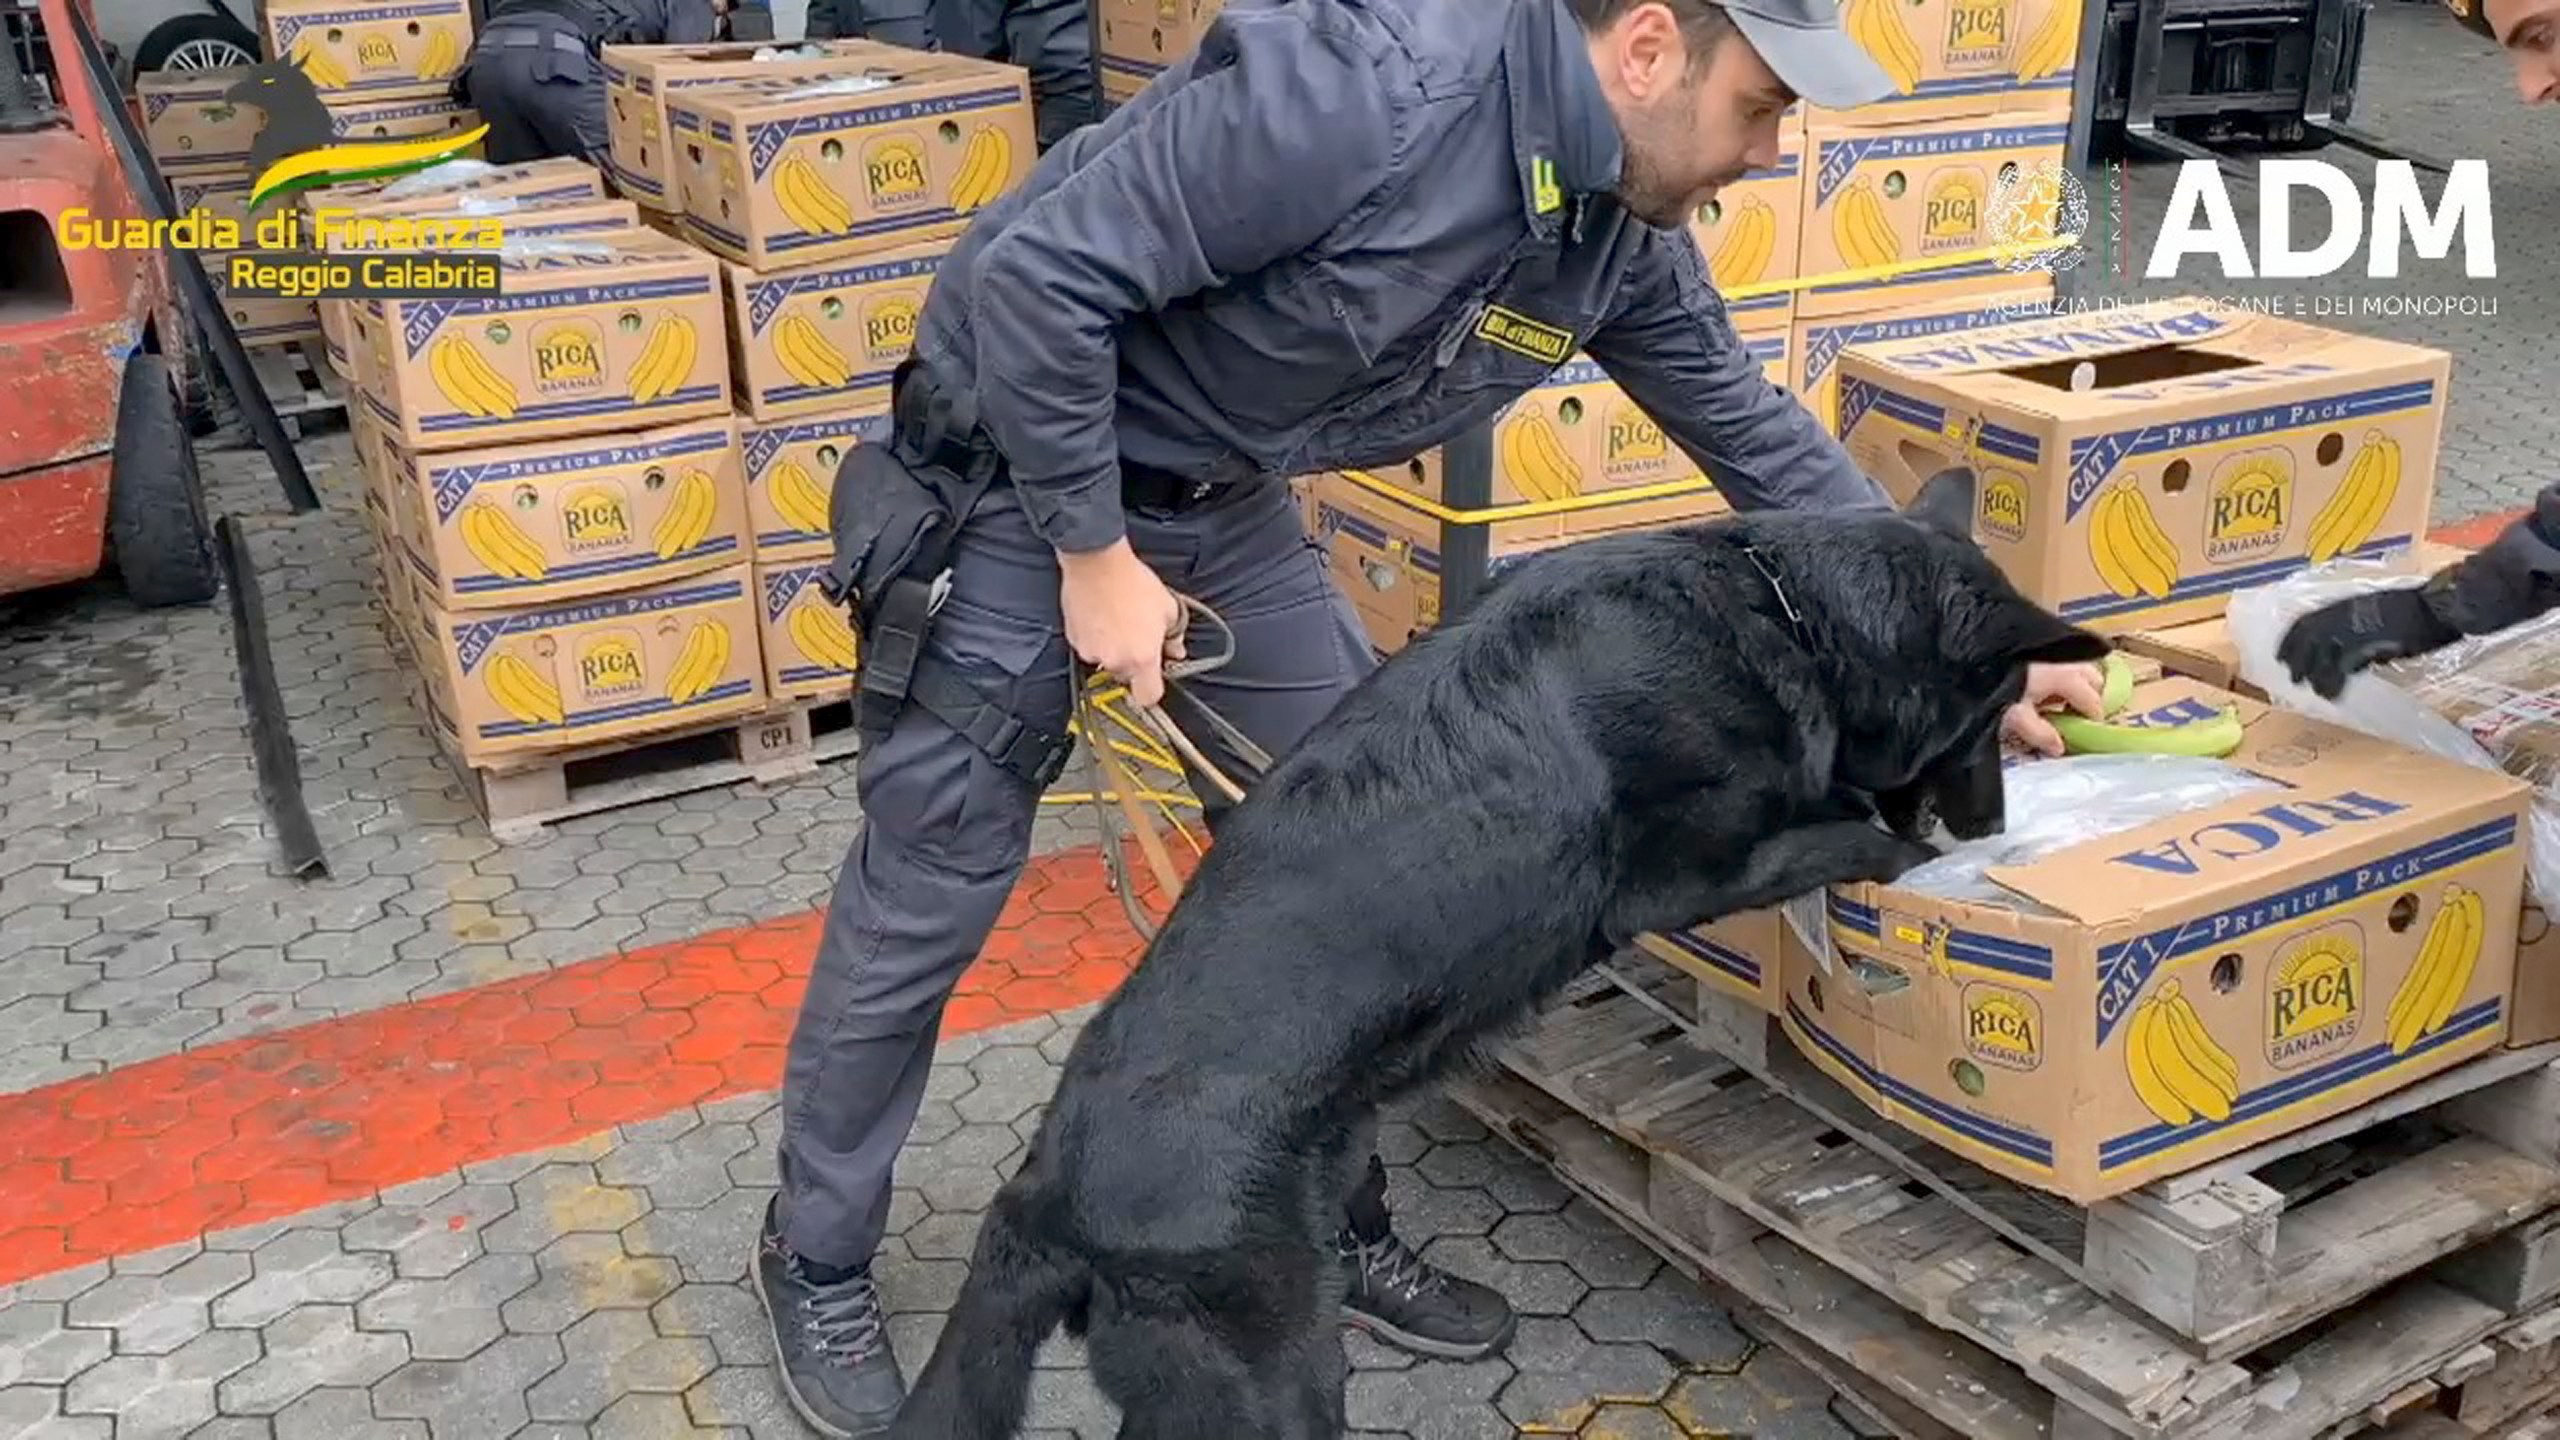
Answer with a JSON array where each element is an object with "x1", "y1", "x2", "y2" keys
[{"x1": 2049, "y1": 653, "x2": 2246, "y2": 757}]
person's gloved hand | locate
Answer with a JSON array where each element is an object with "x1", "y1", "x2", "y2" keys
[{"x1": 2276, "y1": 586, "x2": 2458, "y2": 699}]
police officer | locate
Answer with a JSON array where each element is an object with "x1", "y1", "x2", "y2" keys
[
  {"x1": 458, "y1": 0, "x2": 727, "y2": 167},
  {"x1": 2276, "y1": 0, "x2": 2554, "y2": 697},
  {"x1": 804, "y1": 0, "x2": 1097, "y2": 148},
  {"x1": 752, "y1": 0, "x2": 2110, "y2": 1433}
]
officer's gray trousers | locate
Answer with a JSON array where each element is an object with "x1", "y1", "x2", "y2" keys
[
  {"x1": 464, "y1": 24, "x2": 611, "y2": 167},
  {"x1": 774, "y1": 478, "x2": 1378, "y2": 1269}
]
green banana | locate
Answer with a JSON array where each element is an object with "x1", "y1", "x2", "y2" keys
[
  {"x1": 2099, "y1": 652, "x2": 2136, "y2": 717},
  {"x1": 2053, "y1": 703, "x2": 2246, "y2": 758}
]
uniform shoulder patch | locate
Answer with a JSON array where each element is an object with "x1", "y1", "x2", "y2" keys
[{"x1": 1476, "y1": 305, "x2": 1574, "y2": 366}]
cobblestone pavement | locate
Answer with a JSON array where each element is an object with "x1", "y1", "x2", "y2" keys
[{"x1": 0, "y1": 11, "x2": 2553, "y2": 1436}]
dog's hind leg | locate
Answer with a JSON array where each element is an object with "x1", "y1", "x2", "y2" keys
[
  {"x1": 892, "y1": 1193, "x2": 1085, "y2": 1440},
  {"x1": 1085, "y1": 1283, "x2": 1259, "y2": 1440}
]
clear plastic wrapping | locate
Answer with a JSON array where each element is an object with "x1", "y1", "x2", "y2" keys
[
  {"x1": 2228, "y1": 557, "x2": 2560, "y2": 902},
  {"x1": 1782, "y1": 756, "x2": 2284, "y2": 966}
]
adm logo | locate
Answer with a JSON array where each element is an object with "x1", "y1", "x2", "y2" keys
[
  {"x1": 229, "y1": 56, "x2": 488, "y2": 209},
  {"x1": 1963, "y1": 984, "x2": 2042, "y2": 1072}
]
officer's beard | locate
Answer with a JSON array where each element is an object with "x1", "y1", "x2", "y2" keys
[{"x1": 1613, "y1": 85, "x2": 1719, "y2": 230}]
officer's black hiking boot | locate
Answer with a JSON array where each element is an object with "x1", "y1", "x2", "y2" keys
[
  {"x1": 1339, "y1": 1226, "x2": 1518, "y2": 1361},
  {"x1": 754, "y1": 1198, "x2": 905, "y2": 1438}
]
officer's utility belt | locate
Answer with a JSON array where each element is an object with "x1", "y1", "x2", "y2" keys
[{"x1": 820, "y1": 361, "x2": 1078, "y2": 790}]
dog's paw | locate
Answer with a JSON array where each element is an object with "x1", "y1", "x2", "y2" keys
[{"x1": 1863, "y1": 831, "x2": 1941, "y2": 883}]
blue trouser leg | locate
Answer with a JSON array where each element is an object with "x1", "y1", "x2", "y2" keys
[{"x1": 774, "y1": 478, "x2": 1373, "y2": 1267}]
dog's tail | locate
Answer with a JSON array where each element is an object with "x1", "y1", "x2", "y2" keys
[{"x1": 891, "y1": 1199, "x2": 1086, "y2": 1440}]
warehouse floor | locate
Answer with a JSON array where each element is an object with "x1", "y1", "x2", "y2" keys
[{"x1": 1, "y1": 7, "x2": 2554, "y2": 1435}]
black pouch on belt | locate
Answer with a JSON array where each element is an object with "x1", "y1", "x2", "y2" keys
[{"x1": 817, "y1": 360, "x2": 1065, "y2": 783}]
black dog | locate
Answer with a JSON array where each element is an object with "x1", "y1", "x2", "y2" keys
[{"x1": 890, "y1": 467, "x2": 2109, "y2": 1439}]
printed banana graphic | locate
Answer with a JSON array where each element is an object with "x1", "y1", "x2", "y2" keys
[
  {"x1": 769, "y1": 458, "x2": 832, "y2": 535},
  {"x1": 1831, "y1": 178, "x2": 1902, "y2": 270},
  {"x1": 459, "y1": 499, "x2": 549, "y2": 580},
  {"x1": 2014, "y1": 0, "x2": 2078, "y2": 81},
  {"x1": 627, "y1": 315, "x2": 699, "y2": 405},
  {"x1": 1847, "y1": 0, "x2": 1925, "y2": 95},
  {"x1": 651, "y1": 469, "x2": 718, "y2": 560},
  {"x1": 665, "y1": 619, "x2": 733, "y2": 704},
  {"x1": 418, "y1": 28, "x2": 460, "y2": 78},
  {"x1": 2125, "y1": 980, "x2": 2240, "y2": 1128},
  {"x1": 775, "y1": 153, "x2": 854, "y2": 236},
  {"x1": 1497, "y1": 412, "x2": 1583, "y2": 502},
  {"x1": 291, "y1": 35, "x2": 350, "y2": 89},
  {"x1": 2306, "y1": 429, "x2": 2403, "y2": 564},
  {"x1": 774, "y1": 313, "x2": 853, "y2": 390},
  {"x1": 486, "y1": 651, "x2": 566, "y2": 728},
  {"x1": 429, "y1": 336, "x2": 520, "y2": 419},
  {"x1": 1708, "y1": 197, "x2": 1778, "y2": 290},
  {"x1": 789, "y1": 600, "x2": 861, "y2": 672},
  {"x1": 2387, "y1": 885, "x2": 2485, "y2": 1054},
  {"x1": 2089, "y1": 479, "x2": 2179, "y2": 600},
  {"x1": 948, "y1": 125, "x2": 1014, "y2": 212}
]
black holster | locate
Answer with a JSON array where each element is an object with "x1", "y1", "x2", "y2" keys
[{"x1": 820, "y1": 360, "x2": 1075, "y2": 789}]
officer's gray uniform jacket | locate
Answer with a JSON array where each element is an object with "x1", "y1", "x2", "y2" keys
[{"x1": 909, "y1": 0, "x2": 1893, "y2": 555}]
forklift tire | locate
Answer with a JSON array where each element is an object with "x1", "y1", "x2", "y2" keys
[
  {"x1": 109, "y1": 353, "x2": 221, "y2": 608},
  {"x1": 131, "y1": 14, "x2": 262, "y2": 73}
]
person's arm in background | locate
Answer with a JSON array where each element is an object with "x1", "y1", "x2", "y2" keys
[
  {"x1": 1583, "y1": 226, "x2": 1891, "y2": 515},
  {"x1": 2280, "y1": 484, "x2": 2560, "y2": 697},
  {"x1": 656, "y1": 0, "x2": 724, "y2": 44}
]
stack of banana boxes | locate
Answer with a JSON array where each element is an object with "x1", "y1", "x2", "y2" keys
[
  {"x1": 317, "y1": 155, "x2": 775, "y2": 774},
  {"x1": 138, "y1": 19, "x2": 482, "y2": 351},
  {"x1": 605, "y1": 41, "x2": 1037, "y2": 708}
]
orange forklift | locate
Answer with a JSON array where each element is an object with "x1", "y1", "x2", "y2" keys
[{"x1": 0, "y1": 0, "x2": 214, "y2": 607}]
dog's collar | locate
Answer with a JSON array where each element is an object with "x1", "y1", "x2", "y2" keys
[{"x1": 1739, "y1": 543, "x2": 1814, "y2": 646}]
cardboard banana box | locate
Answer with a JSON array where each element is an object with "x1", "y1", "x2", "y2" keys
[
  {"x1": 323, "y1": 94, "x2": 482, "y2": 146},
  {"x1": 756, "y1": 561, "x2": 859, "y2": 702},
  {"x1": 266, "y1": 0, "x2": 472, "y2": 99},
  {"x1": 1376, "y1": 350, "x2": 1769, "y2": 534},
  {"x1": 1639, "y1": 911, "x2": 1789, "y2": 1014},
  {"x1": 321, "y1": 198, "x2": 642, "y2": 384},
  {"x1": 1797, "y1": 114, "x2": 2070, "y2": 319},
  {"x1": 200, "y1": 255, "x2": 323, "y2": 348},
  {"x1": 724, "y1": 238, "x2": 947, "y2": 421},
  {"x1": 1097, "y1": 0, "x2": 1223, "y2": 104},
  {"x1": 1689, "y1": 134, "x2": 1803, "y2": 338},
  {"x1": 361, "y1": 227, "x2": 730, "y2": 452},
  {"x1": 411, "y1": 564, "x2": 766, "y2": 765},
  {"x1": 1836, "y1": 297, "x2": 2450, "y2": 635},
  {"x1": 741, "y1": 406, "x2": 892, "y2": 562},
  {"x1": 167, "y1": 170, "x2": 299, "y2": 243},
  {"x1": 385, "y1": 415, "x2": 748, "y2": 611},
  {"x1": 303, "y1": 159, "x2": 618, "y2": 378},
  {"x1": 1307, "y1": 470, "x2": 1732, "y2": 658},
  {"x1": 601, "y1": 39, "x2": 907, "y2": 211},
  {"x1": 140, "y1": 69, "x2": 272, "y2": 173},
  {"x1": 1793, "y1": 282, "x2": 2054, "y2": 434},
  {"x1": 1781, "y1": 673, "x2": 2530, "y2": 1203},
  {"x1": 667, "y1": 56, "x2": 1035, "y2": 272},
  {"x1": 1823, "y1": 0, "x2": 2080, "y2": 124}
]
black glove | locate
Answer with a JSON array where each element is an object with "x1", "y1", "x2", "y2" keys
[{"x1": 2277, "y1": 586, "x2": 2460, "y2": 699}]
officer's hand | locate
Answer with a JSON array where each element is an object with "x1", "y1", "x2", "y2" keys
[
  {"x1": 2277, "y1": 587, "x2": 2452, "y2": 699},
  {"x1": 1059, "y1": 540, "x2": 1185, "y2": 708},
  {"x1": 2004, "y1": 661, "x2": 2107, "y2": 758}
]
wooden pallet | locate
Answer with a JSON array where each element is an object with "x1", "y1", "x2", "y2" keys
[
  {"x1": 1458, "y1": 1059, "x2": 2560, "y2": 1440},
  {"x1": 244, "y1": 338, "x2": 346, "y2": 439},
  {"x1": 1474, "y1": 965, "x2": 2560, "y2": 1440},
  {"x1": 1612, "y1": 943, "x2": 2560, "y2": 1357},
  {"x1": 439, "y1": 694, "x2": 859, "y2": 842}
]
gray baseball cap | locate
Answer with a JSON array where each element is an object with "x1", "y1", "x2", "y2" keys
[{"x1": 1722, "y1": 0, "x2": 1900, "y2": 110}]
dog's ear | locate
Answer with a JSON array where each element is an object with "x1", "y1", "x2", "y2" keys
[
  {"x1": 1960, "y1": 587, "x2": 2111, "y2": 669},
  {"x1": 1903, "y1": 465, "x2": 1978, "y2": 543}
]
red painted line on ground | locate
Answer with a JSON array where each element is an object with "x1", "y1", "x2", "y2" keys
[
  {"x1": 0, "y1": 840, "x2": 1187, "y2": 1287},
  {"x1": 0, "y1": 511, "x2": 2515, "y2": 1284},
  {"x1": 2432, "y1": 507, "x2": 2524, "y2": 552}
]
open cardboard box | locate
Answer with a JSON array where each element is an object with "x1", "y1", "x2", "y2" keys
[
  {"x1": 1780, "y1": 673, "x2": 2529, "y2": 1202},
  {"x1": 1838, "y1": 298, "x2": 2450, "y2": 636}
]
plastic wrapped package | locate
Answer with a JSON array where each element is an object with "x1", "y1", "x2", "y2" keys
[
  {"x1": 2228, "y1": 558, "x2": 2560, "y2": 905},
  {"x1": 1781, "y1": 755, "x2": 2285, "y2": 966}
]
